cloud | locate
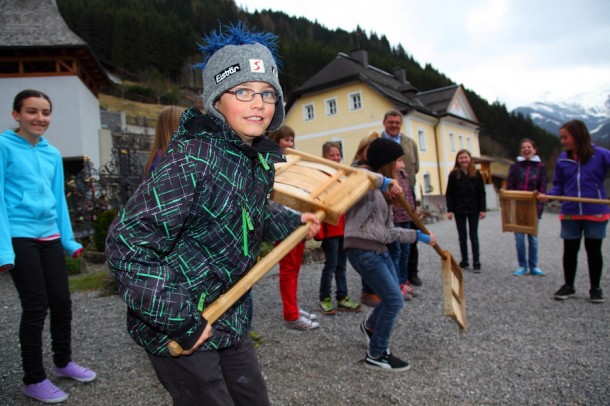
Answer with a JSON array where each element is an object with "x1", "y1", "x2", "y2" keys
[
  {"x1": 465, "y1": 0, "x2": 508, "y2": 34},
  {"x1": 240, "y1": 0, "x2": 610, "y2": 110}
]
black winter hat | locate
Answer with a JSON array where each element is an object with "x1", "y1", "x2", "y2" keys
[{"x1": 366, "y1": 138, "x2": 404, "y2": 171}]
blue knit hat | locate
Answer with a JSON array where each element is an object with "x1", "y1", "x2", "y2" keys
[{"x1": 196, "y1": 23, "x2": 284, "y2": 131}]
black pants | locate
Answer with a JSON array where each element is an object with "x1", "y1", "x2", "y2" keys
[
  {"x1": 454, "y1": 213, "x2": 480, "y2": 264},
  {"x1": 148, "y1": 337, "x2": 270, "y2": 406},
  {"x1": 563, "y1": 238, "x2": 603, "y2": 289},
  {"x1": 9, "y1": 238, "x2": 72, "y2": 384}
]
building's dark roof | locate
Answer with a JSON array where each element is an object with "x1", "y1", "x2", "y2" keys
[
  {"x1": 287, "y1": 50, "x2": 478, "y2": 126},
  {"x1": 0, "y1": 0, "x2": 110, "y2": 89},
  {"x1": 418, "y1": 85, "x2": 479, "y2": 125},
  {"x1": 417, "y1": 85, "x2": 460, "y2": 115},
  {"x1": 287, "y1": 51, "x2": 429, "y2": 114}
]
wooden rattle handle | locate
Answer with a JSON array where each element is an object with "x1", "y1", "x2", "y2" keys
[{"x1": 167, "y1": 210, "x2": 326, "y2": 356}]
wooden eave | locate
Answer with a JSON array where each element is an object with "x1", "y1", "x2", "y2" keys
[{"x1": 0, "y1": 46, "x2": 111, "y2": 95}]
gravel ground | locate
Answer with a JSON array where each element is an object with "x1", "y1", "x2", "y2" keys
[{"x1": 1, "y1": 210, "x2": 609, "y2": 405}]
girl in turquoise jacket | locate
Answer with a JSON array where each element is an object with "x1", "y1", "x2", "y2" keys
[{"x1": 0, "y1": 90, "x2": 95, "y2": 403}]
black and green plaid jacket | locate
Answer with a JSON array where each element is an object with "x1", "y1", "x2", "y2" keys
[{"x1": 105, "y1": 108, "x2": 300, "y2": 356}]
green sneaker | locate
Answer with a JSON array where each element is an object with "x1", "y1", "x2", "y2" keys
[
  {"x1": 319, "y1": 297, "x2": 336, "y2": 315},
  {"x1": 337, "y1": 296, "x2": 363, "y2": 312},
  {"x1": 249, "y1": 329, "x2": 264, "y2": 349}
]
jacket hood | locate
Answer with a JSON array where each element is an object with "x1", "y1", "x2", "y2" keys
[
  {"x1": 516, "y1": 155, "x2": 541, "y2": 163},
  {"x1": 175, "y1": 107, "x2": 281, "y2": 161},
  {"x1": 1, "y1": 129, "x2": 49, "y2": 148}
]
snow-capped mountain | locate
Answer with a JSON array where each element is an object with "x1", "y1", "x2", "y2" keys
[{"x1": 513, "y1": 88, "x2": 610, "y2": 146}]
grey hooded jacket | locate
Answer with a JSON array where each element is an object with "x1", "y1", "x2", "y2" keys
[{"x1": 344, "y1": 169, "x2": 417, "y2": 252}]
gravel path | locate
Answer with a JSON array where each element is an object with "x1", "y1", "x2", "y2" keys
[{"x1": 1, "y1": 210, "x2": 609, "y2": 405}]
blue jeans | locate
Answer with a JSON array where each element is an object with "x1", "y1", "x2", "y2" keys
[
  {"x1": 346, "y1": 248, "x2": 404, "y2": 357},
  {"x1": 319, "y1": 236, "x2": 348, "y2": 300},
  {"x1": 560, "y1": 219, "x2": 608, "y2": 239},
  {"x1": 388, "y1": 222, "x2": 411, "y2": 285},
  {"x1": 514, "y1": 233, "x2": 538, "y2": 269}
]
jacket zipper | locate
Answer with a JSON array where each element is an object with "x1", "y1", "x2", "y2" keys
[
  {"x1": 360, "y1": 207, "x2": 377, "y2": 229},
  {"x1": 242, "y1": 206, "x2": 254, "y2": 256},
  {"x1": 577, "y1": 163, "x2": 582, "y2": 215},
  {"x1": 241, "y1": 153, "x2": 270, "y2": 256}
]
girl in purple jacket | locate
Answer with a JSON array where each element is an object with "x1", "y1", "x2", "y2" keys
[
  {"x1": 506, "y1": 139, "x2": 547, "y2": 276},
  {"x1": 538, "y1": 120, "x2": 610, "y2": 303}
]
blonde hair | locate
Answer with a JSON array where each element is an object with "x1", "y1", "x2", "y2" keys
[
  {"x1": 145, "y1": 106, "x2": 186, "y2": 175},
  {"x1": 352, "y1": 131, "x2": 381, "y2": 164}
]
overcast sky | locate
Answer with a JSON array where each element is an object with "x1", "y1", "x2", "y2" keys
[{"x1": 238, "y1": 0, "x2": 610, "y2": 110}]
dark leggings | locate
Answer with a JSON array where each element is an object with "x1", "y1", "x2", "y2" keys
[
  {"x1": 9, "y1": 238, "x2": 72, "y2": 384},
  {"x1": 454, "y1": 213, "x2": 480, "y2": 264},
  {"x1": 563, "y1": 238, "x2": 603, "y2": 289}
]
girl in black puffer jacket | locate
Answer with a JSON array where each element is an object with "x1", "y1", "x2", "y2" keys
[{"x1": 445, "y1": 149, "x2": 487, "y2": 271}]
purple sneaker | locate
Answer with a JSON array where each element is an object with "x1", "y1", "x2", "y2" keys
[
  {"x1": 23, "y1": 379, "x2": 68, "y2": 403},
  {"x1": 54, "y1": 361, "x2": 96, "y2": 383}
]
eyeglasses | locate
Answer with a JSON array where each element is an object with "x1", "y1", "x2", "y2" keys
[{"x1": 225, "y1": 88, "x2": 279, "y2": 104}]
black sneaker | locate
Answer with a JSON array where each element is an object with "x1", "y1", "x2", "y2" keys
[
  {"x1": 459, "y1": 262, "x2": 470, "y2": 270},
  {"x1": 360, "y1": 320, "x2": 373, "y2": 346},
  {"x1": 365, "y1": 350, "x2": 410, "y2": 372},
  {"x1": 554, "y1": 285, "x2": 575, "y2": 300},
  {"x1": 472, "y1": 262, "x2": 481, "y2": 273},
  {"x1": 590, "y1": 288, "x2": 605, "y2": 304},
  {"x1": 409, "y1": 275, "x2": 422, "y2": 286}
]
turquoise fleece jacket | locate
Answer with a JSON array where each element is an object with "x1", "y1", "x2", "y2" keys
[{"x1": 0, "y1": 129, "x2": 82, "y2": 266}]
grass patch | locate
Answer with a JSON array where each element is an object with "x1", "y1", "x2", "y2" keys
[
  {"x1": 99, "y1": 93, "x2": 165, "y2": 126},
  {"x1": 69, "y1": 270, "x2": 110, "y2": 293}
]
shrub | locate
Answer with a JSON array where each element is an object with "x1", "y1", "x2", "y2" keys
[
  {"x1": 65, "y1": 255, "x2": 83, "y2": 275},
  {"x1": 92, "y1": 209, "x2": 119, "y2": 252}
]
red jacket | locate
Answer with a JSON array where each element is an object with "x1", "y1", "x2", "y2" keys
[{"x1": 315, "y1": 214, "x2": 345, "y2": 240}]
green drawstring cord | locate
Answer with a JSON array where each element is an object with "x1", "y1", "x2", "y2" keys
[
  {"x1": 242, "y1": 207, "x2": 255, "y2": 256},
  {"x1": 258, "y1": 153, "x2": 270, "y2": 171},
  {"x1": 197, "y1": 292, "x2": 206, "y2": 312}
]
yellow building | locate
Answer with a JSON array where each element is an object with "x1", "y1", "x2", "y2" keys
[{"x1": 284, "y1": 49, "x2": 480, "y2": 204}]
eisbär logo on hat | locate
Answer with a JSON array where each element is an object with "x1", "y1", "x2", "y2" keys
[{"x1": 215, "y1": 64, "x2": 240, "y2": 84}]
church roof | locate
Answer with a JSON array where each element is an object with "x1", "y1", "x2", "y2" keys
[
  {"x1": 0, "y1": 0, "x2": 87, "y2": 46},
  {"x1": 0, "y1": 0, "x2": 110, "y2": 90}
]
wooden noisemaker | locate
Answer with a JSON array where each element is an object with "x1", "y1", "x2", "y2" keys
[
  {"x1": 394, "y1": 194, "x2": 467, "y2": 330},
  {"x1": 168, "y1": 148, "x2": 376, "y2": 356}
]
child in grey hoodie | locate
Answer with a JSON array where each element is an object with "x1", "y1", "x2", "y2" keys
[{"x1": 344, "y1": 138, "x2": 436, "y2": 372}]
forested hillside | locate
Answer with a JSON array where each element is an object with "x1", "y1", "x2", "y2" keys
[{"x1": 56, "y1": 0, "x2": 560, "y2": 164}]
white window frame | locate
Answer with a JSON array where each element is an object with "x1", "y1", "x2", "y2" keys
[
  {"x1": 417, "y1": 129, "x2": 426, "y2": 151},
  {"x1": 348, "y1": 91, "x2": 362, "y2": 111},
  {"x1": 303, "y1": 103, "x2": 315, "y2": 121},
  {"x1": 467, "y1": 137, "x2": 472, "y2": 150},
  {"x1": 459, "y1": 134, "x2": 464, "y2": 149},
  {"x1": 423, "y1": 172, "x2": 433, "y2": 193},
  {"x1": 325, "y1": 97, "x2": 338, "y2": 116},
  {"x1": 449, "y1": 132, "x2": 455, "y2": 152}
]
